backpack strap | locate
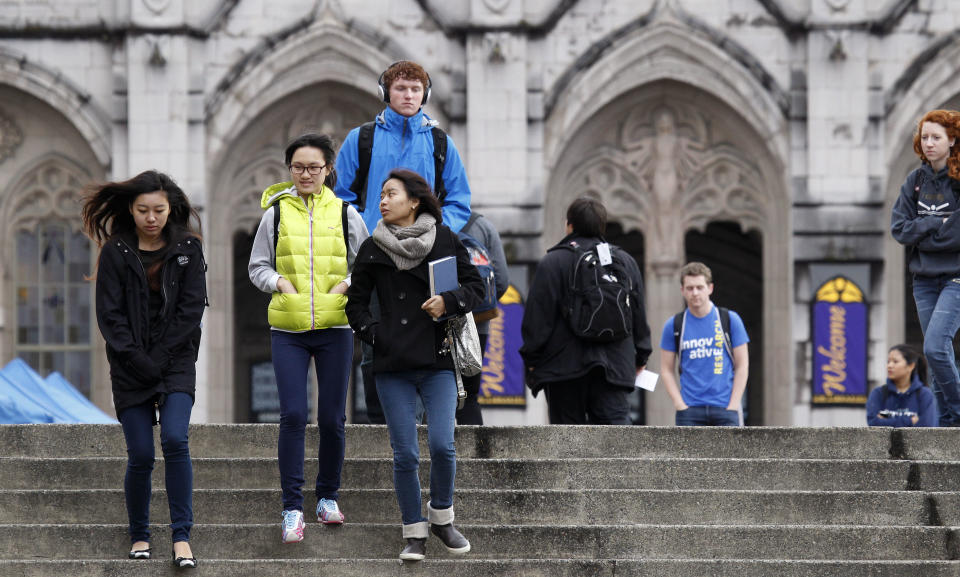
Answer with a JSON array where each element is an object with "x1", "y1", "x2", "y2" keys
[
  {"x1": 341, "y1": 200, "x2": 349, "y2": 251},
  {"x1": 347, "y1": 121, "x2": 376, "y2": 212},
  {"x1": 432, "y1": 126, "x2": 448, "y2": 203},
  {"x1": 672, "y1": 311, "x2": 685, "y2": 375},
  {"x1": 718, "y1": 306, "x2": 733, "y2": 359},
  {"x1": 464, "y1": 212, "x2": 479, "y2": 232}
]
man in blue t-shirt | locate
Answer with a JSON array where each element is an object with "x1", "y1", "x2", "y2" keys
[{"x1": 660, "y1": 262, "x2": 749, "y2": 426}]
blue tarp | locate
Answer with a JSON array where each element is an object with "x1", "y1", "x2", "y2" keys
[{"x1": 0, "y1": 358, "x2": 116, "y2": 424}]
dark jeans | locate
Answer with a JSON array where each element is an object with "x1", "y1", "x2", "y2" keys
[
  {"x1": 544, "y1": 367, "x2": 631, "y2": 425},
  {"x1": 913, "y1": 274, "x2": 960, "y2": 426},
  {"x1": 361, "y1": 293, "x2": 385, "y2": 424},
  {"x1": 272, "y1": 328, "x2": 353, "y2": 511},
  {"x1": 675, "y1": 405, "x2": 740, "y2": 426},
  {"x1": 118, "y1": 392, "x2": 194, "y2": 544},
  {"x1": 456, "y1": 333, "x2": 487, "y2": 425},
  {"x1": 376, "y1": 370, "x2": 458, "y2": 526}
]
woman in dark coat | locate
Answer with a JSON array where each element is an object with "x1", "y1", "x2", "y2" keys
[
  {"x1": 82, "y1": 170, "x2": 206, "y2": 568},
  {"x1": 346, "y1": 169, "x2": 483, "y2": 562}
]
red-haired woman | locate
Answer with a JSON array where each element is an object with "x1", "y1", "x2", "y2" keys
[{"x1": 891, "y1": 109, "x2": 960, "y2": 427}]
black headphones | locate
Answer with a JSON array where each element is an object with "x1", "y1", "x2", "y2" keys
[{"x1": 377, "y1": 61, "x2": 432, "y2": 106}]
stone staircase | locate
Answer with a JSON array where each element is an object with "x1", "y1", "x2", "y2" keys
[{"x1": 1, "y1": 424, "x2": 959, "y2": 576}]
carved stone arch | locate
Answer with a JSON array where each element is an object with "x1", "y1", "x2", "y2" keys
[
  {"x1": 559, "y1": 148, "x2": 653, "y2": 235},
  {"x1": 1, "y1": 155, "x2": 92, "y2": 238},
  {"x1": 205, "y1": 22, "x2": 437, "y2": 169},
  {"x1": 545, "y1": 20, "x2": 788, "y2": 175},
  {"x1": 0, "y1": 49, "x2": 111, "y2": 167},
  {"x1": 883, "y1": 38, "x2": 960, "y2": 350},
  {"x1": 683, "y1": 149, "x2": 768, "y2": 235},
  {"x1": 230, "y1": 155, "x2": 289, "y2": 236},
  {"x1": 545, "y1": 73, "x2": 791, "y2": 424}
]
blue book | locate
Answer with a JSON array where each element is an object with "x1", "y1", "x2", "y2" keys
[{"x1": 428, "y1": 256, "x2": 458, "y2": 297}]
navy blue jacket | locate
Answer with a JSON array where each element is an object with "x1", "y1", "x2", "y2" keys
[
  {"x1": 891, "y1": 164, "x2": 960, "y2": 277},
  {"x1": 865, "y1": 375, "x2": 937, "y2": 427},
  {"x1": 95, "y1": 232, "x2": 207, "y2": 415}
]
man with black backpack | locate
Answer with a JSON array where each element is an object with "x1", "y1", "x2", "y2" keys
[
  {"x1": 520, "y1": 197, "x2": 651, "y2": 425},
  {"x1": 334, "y1": 60, "x2": 473, "y2": 423},
  {"x1": 659, "y1": 262, "x2": 749, "y2": 426}
]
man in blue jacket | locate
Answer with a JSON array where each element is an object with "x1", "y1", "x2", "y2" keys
[
  {"x1": 335, "y1": 60, "x2": 472, "y2": 235},
  {"x1": 335, "y1": 60, "x2": 473, "y2": 422}
]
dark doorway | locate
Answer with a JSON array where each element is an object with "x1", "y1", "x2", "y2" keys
[
  {"x1": 233, "y1": 230, "x2": 273, "y2": 422},
  {"x1": 606, "y1": 222, "x2": 646, "y2": 425},
  {"x1": 685, "y1": 222, "x2": 763, "y2": 425}
]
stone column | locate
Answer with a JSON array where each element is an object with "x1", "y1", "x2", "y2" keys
[{"x1": 644, "y1": 255, "x2": 684, "y2": 425}]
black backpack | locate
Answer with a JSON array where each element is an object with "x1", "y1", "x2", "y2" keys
[
  {"x1": 347, "y1": 121, "x2": 448, "y2": 212},
  {"x1": 672, "y1": 307, "x2": 732, "y2": 375},
  {"x1": 554, "y1": 240, "x2": 634, "y2": 342},
  {"x1": 459, "y1": 213, "x2": 499, "y2": 322}
]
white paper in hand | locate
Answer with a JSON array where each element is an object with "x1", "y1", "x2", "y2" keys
[
  {"x1": 595, "y1": 242, "x2": 613, "y2": 266},
  {"x1": 635, "y1": 370, "x2": 658, "y2": 392}
]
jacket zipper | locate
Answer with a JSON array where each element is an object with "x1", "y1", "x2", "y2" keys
[
  {"x1": 118, "y1": 238, "x2": 154, "y2": 343},
  {"x1": 306, "y1": 196, "x2": 316, "y2": 330}
]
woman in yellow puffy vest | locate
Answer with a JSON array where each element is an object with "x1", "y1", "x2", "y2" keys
[{"x1": 248, "y1": 133, "x2": 369, "y2": 543}]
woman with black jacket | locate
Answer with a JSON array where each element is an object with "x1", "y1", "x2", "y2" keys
[
  {"x1": 346, "y1": 169, "x2": 483, "y2": 562},
  {"x1": 82, "y1": 170, "x2": 206, "y2": 568}
]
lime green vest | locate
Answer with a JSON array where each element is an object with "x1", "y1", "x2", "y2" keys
[{"x1": 265, "y1": 184, "x2": 348, "y2": 331}]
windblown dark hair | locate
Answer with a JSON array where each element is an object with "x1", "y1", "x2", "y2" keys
[
  {"x1": 81, "y1": 170, "x2": 202, "y2": 288},
  {"x1": 382, "y1": 169, "x2": 442, "y2": 224},
  {"x1": 284, "y1": 133, "x2": 337, "y2": 189},
  {"x1": 890, "y1": 344, "x2": 928, "y2": 387}
]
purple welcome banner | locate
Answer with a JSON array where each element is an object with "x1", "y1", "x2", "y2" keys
[
  {"x1": 811, "y1": 276, "x2": 868, "y2": 405},
  {"x1": 478, "y1": 289, "x2": 526, "y2": 407}
]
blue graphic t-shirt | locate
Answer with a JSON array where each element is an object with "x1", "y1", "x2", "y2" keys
[{"x1": 660, "y1": 304, "x2": 749, "y2": 408}]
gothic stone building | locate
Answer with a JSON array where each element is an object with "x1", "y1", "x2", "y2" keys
[{"x1": 0, "y1": 0, "x2": 951, "y2": 425}]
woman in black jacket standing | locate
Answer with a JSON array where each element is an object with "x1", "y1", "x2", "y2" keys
[
  {"x1": 82, "y1": 170, "x2": 206, "y2": 568},
  {"x1": 346, "y1": 169, "x2": 483, "y2": 562}
]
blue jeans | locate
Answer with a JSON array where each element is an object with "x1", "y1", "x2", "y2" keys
[
  {"x1": 376, "y1": 370, "x2": 457, "y2": 526},
  {"x1": 272, "y1": 328, "x2": 353, "y2": 511},
  {"x1": 913, "y1": 274, "x2": 960, "y2": 425},
  {"x1": 675, "y1": 405, "x2": 740, "y2": 426},
  {"x1": 118, "y1": 392, "x2": 194, "y2": 544}
]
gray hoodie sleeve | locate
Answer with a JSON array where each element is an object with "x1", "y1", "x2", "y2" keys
[
  {"x1": 345, "y1": 203, "x2": 369, "y2": 275},
  {"x1": 248, "y1": 206, "x2": 281, "y2": 293},
  {"x1": 471, "y1": 215, "x2": 510, "y2": 298}
]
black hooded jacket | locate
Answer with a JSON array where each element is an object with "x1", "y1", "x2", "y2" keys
[
  {"x1": 95, "y1": 231, "x2": 207, "y2": 415},
  {"x1": 519, "y1": 234, "x2": 652, "y2": 395}
]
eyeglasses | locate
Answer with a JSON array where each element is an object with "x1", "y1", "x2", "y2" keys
[{"x1": 289, "y1": 164, "x2": 326, "y2": 176}]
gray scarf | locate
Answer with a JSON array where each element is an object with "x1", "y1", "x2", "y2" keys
[{"x1": 372, "y1": 213, "x2": 437, "y2": 270}]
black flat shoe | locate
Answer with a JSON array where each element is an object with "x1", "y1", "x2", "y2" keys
[
  {"x1": 172, "y1": 551, "x2": 197, "y2": 569},
  {"x1": 128, "y1": 547, "x2": 151, "y2": 559}
]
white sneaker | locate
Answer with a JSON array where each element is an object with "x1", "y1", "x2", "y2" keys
[
  {"x1": 281, "y1": 509, "x2": 305, "y2": 543},
  {"x1": 317, "y1": 498, "x2": 345, "y2": 524}
]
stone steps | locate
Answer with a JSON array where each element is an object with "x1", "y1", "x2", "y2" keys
[
  {"x1": 11, "y1": 455, "x2": 959, "y2": 490},
  {"x1": 1, "y1": 424, "x2": 959, "y2": 575},
  {"x1": 1, "y1": 524, "x2": 954, "y2": 560},
  {"x1": 3, "y1": 559, "x2": 959, "y2": 577},
  {"x1": 1, "y1": 488, "x2": 942, "y2": 526}
]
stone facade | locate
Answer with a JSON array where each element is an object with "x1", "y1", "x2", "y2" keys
[{"x1": 0, "y1": 0, "x2": 952, "y2": 425}]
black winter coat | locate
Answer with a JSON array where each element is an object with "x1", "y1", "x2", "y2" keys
[
  {"x1": 519, "y1": 234, "x2": 652, "y2": 394},
  {"x1": 346, "y1": 225, "x2": 484, "y2": 373},
  {"x1": 95, "y1": 232, "x2": 207, "y2": 415}
]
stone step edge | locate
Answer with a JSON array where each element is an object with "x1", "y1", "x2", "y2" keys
[
  {"x1": 3, "y1": 523, "x2": 953, "y2": 530},
  {"x1": 3, "y1": 488, "x2": 950, "y2": 496}
]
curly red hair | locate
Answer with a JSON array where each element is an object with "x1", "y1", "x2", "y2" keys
[
  {"x1": 913, "y1": 109, "x2": 960, "y2": 179},
  {"x1": 382, "y1": 61, "x2": 430, "y2": 93}
]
